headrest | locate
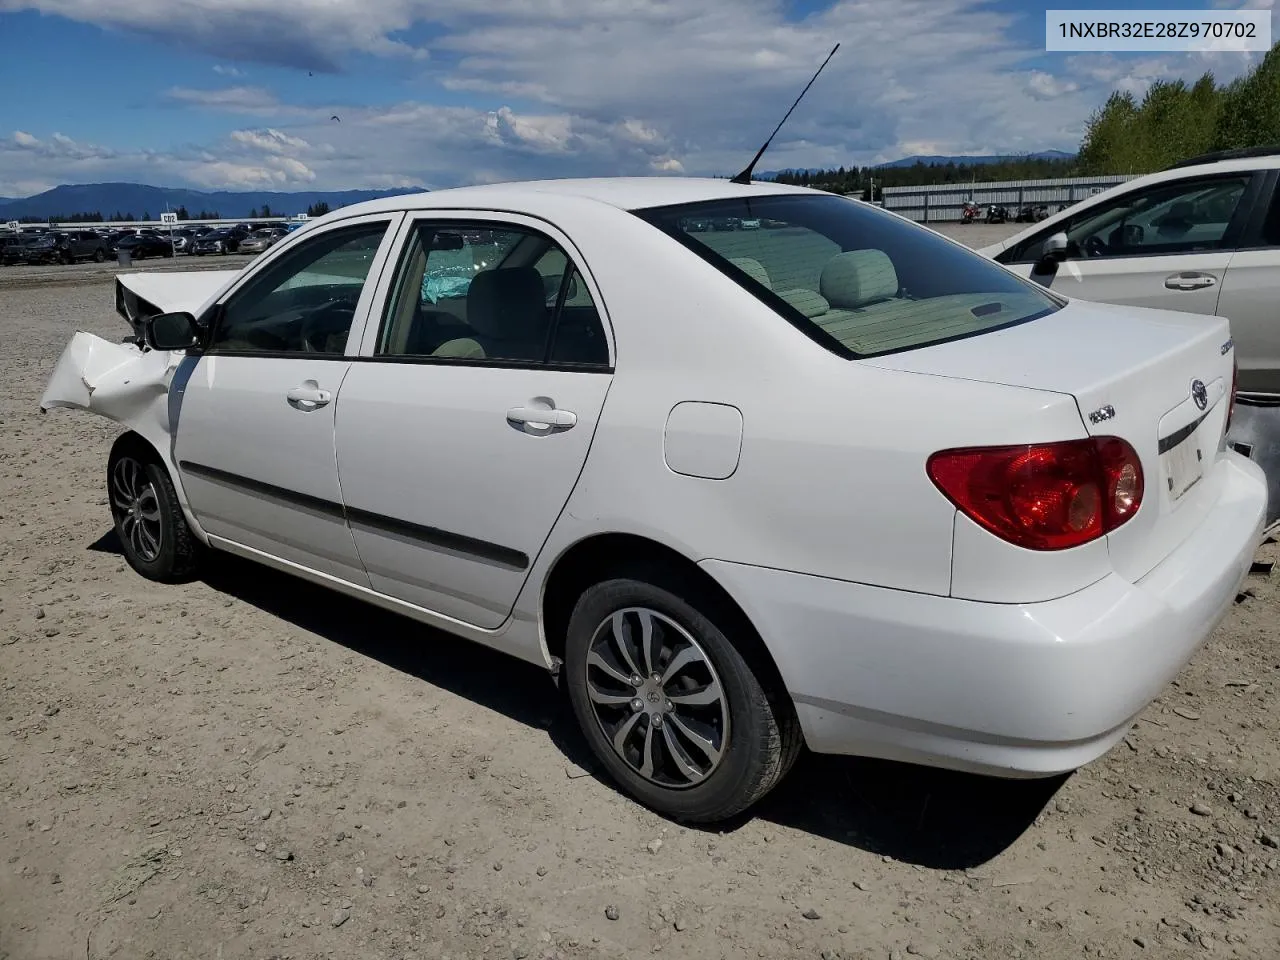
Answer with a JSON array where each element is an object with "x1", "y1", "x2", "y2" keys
[
  {"x1": 466, "y1": 267, "x2": 546, "y2": 340},
  {"x1": 1156, "y1": 200, "x2": 1194, "y2": 227},
  {"x1": 819, "y1": 249, "x2": 898, "y2": 309},
  {"x1": 729, "y1": 256, "x2": 772, "y2": 289},
  {"x1": 776, "y1": 288, "x2": 829, "y2": 318}
]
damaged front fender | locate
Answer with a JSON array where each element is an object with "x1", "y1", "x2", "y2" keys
[
  {"x1": 40, "y1": 332, "x2": 180, "y2": 433},
  {"x1": 40, "y1": 331, "x2": 207, "y2": 542}
]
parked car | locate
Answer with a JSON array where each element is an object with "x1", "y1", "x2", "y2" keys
[
  {"x1": 168, "y1": 229, "x2": 199, "y2": 254},
  {"x1": 239, "y1": 227, "x2": 288, "y2": 255},
  {"x1": 116, "y1": 234, "x2": 174, "y2": 260},
  {"x1": 0, "y1": 234, "x2": 29, "y2": 264},
  {"x1": 981, "y1": 146, "x2": 1280, "y2": 398},
  {"x1": 190, "y1": 227, "x2": 247, "y2": 255},
  {"x1": 12, "y1": 232, "x2": 69, "y2": 264},
  {"x1": 1, "y1": 234, "x2": 37, "y2": 265},
  {"x1": 107, "y1": 229, "x2": 163, "y2": 254},
  {"x1": 41, "y1": 178, "x2": 1267, "y2": 823},
  {"x1": 180, "y1": 226, "x2": 215, "y2": 254}
]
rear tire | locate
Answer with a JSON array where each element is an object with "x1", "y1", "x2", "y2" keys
[
  {"x1": 564, "y1": 571, "x2": 801, "y2": 822},
  {"x1": 94, "y1": 248, "x2": 105, "y2": 262},
  {"x1": 107, "y1": 437, "x2": 204, "y2": 582}
]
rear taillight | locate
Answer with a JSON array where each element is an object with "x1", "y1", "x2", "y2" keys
[
  {"x1": 927, "y1": 437, "x2": 1144, "y2": 551},
  {"x1": 1226, "y1": 355, "x2": 1238, "y2": 431}
]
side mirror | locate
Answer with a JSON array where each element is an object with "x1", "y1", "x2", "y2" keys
[
  {"x1": 144, "y1": 311, "x2": 200, "y2": 351},
  {"x1": 1030, "y1": 232, "x2": 1069, "y2": 288},
  {"x1": 1040, "y1": 232, "x2": 1068, "y2": 262}
]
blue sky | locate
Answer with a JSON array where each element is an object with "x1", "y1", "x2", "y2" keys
[{"x1": 0, "y1": 0, "x2": 1272, "y2": 197}]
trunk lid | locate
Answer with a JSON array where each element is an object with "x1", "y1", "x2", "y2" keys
[{"x1": 866, "y1": 298, "x2": 1235, "y2": 582}]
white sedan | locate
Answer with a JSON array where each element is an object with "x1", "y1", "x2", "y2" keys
[{"x1": 42, "y1": 178, "x2": 1268, "y2": 822}]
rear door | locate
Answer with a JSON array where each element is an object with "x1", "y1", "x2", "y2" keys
[
  {"x1": 336, "y1": 212, "x2": 614, "y2": 629},
  {"x1": 997, "y1": 171, "x2": 1264, "y2": 316},
  {"x1": 1216, "y1": 170, "x2": 1280, "y2": 396}
]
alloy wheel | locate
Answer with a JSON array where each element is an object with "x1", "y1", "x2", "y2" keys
[
  {"x1": 584, "y1": 607, "x2": 729, "y2": 788},
  {"x1": 110, "y1": 456, "x2": 163, "y2": 562}
]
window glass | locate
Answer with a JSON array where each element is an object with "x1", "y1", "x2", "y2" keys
[
  {"x1": 635, "y1": 194, "x2": 1060, "y2": 357},
  {"x1": 1002, "y1": 176, "x2": 1250, "y2": 263},
  {"x1": 379, "y1": 223, "x2": 608, "y2": 365},
  {"x1": 210, "y1": 221, "x2": 388, "y2": 355},
  {"x1": 1261, "y1": 185, "x2": 1280, "y2": 247}
]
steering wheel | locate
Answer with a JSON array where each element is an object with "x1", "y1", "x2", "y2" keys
[
  {"x1": 1083, "y1": 234, "x2": 1107, "y2": 258},
  {"x1": 298, "y1": 298, "x2": 357, "y2": 353}
]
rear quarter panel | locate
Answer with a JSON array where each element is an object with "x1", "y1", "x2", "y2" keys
[{"x1": 519, "y1": 201, "x2": 1092, "y2": 602}]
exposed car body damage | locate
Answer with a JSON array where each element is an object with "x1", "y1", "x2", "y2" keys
[
  {"x1": 113, "y1": 269, "x2": 239, "y2": 338},
  {"x1": 40, "y1": 270, "x2": 224, "y2": 543}
]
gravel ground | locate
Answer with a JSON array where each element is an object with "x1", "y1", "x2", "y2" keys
[{"x1": 2, "y1": 223, "x2": 1279, "y2": 960}]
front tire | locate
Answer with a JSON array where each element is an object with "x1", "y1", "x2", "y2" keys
[
  {"x1": 564, "y1": 574, "x2": 801, "y2": 822},
  {"x1": 107, "y1": 439, "x2": 203, "y2": 582}
]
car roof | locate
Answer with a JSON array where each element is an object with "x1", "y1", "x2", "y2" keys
[{"x1": 337, "y1": 176, "x2": 820, "y2": 219}]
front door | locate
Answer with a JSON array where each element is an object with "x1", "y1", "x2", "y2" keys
[
  {"x1": 998, "y1": 171, "x2": 1259, "y2": 318},
  {"x1": 1012, "y1": 250, "x2": 1232, "y2": 316},
  {"x1": 173, "y1": 214, "x2": 402, "y2": 583},
  {"x1": 335, "y1": 215, "x2": 614, "y2": 628}
]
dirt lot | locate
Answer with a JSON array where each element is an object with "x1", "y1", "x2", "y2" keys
[{"x1": 2, "y1": 225, "x2": 1279, "y2": 960}]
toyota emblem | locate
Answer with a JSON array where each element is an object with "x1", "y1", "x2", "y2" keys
[{"x1": 1191, "y1": 379, "x2": 1208, "y2": 411}]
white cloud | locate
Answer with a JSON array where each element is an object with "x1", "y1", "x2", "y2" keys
[
  {"x1": 229, "y1": 128, "x2": 311, "y2": 154},
  {"x1": 213, "y1": 64, "x2": 244, "y2": 77},
  {"x1": 0, "y1": 0, "x2": 429, "y2": 71},
  {"x1": 1, "y1": 0, "x2": 1274, "y2": 193},
  {"x1": 165, "y1": 85, "x2": 282, "y2": 114},
  {"x1": 1028, "y1": 70, "x2": 1079, "y2": 100},
  {"x1": 1, "y1": 124, "x2": 319, "y2": 192}
]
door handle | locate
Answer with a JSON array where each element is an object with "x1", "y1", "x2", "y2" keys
[
  {"x1": 1164, "y1": 272, "x2": 1217, "y2": 291},
  {"x1": 286, "y1": 382, "x2": 332, "y2": 411},
  {"x1": 507, "y1": 403, "x2": 577, "y2": 434}
]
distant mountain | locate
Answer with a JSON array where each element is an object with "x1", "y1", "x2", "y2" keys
[
  {"x1": 874, "y1": 150, "x2": 1076, "y2": 168},
  {"x1": 0, "y1": 182, "x2": 427, "y2": 220}
]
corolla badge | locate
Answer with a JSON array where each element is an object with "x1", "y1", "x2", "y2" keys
[{"x1": 1191, "y1": 379, "x2": 1208, "y2": 411}]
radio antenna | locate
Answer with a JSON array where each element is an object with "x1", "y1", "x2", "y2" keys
[{"x1": 730, "y1": 42, "x2": 840, "y2": 185}]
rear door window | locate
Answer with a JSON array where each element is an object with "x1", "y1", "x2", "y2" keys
[{"x1": 377, "y1": 221, "x2": 610, "y2": 366}]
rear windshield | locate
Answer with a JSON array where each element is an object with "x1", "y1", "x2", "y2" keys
[{"x1": 633, "y1": 194, "x2": 1061, "y2": 358}]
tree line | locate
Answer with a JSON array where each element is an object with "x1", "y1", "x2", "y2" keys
[
  {"x1": 770, "y1": 40, "x2": 1279, "y2": 195},
  {"x1": 1077, "y1": 42, "x2": 1280, "y2": 173},
  {"x1": 770, "y1": 156, "x2": 1078, "y2": 199}
]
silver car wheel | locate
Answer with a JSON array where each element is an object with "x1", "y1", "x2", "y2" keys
[
  {"x1": 585, "y1": 607, "x2": 729, "y2": 788},
  {"x1": 110, "y1": 456, "x2": 163, "y2": 562}
]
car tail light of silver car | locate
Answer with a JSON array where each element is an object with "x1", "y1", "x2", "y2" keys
[{"x1": 927, "y1": 437, "x2": 1144, "y2": 551}]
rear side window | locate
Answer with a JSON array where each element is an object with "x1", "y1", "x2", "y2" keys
[
  {"x1": 1262, "y1": 183, "x2": 1280, "y2": 247},
  {"x1": 377, "y1": 222, "x2": 609, "y2": 367},
  {"x1": 634, "y1": 194, "x2": 1060, "y2": 358}
]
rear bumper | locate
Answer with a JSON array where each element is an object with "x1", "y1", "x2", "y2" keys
[{"x1": 703, "y1": 452, "x2": 1267, "y2": 778}]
